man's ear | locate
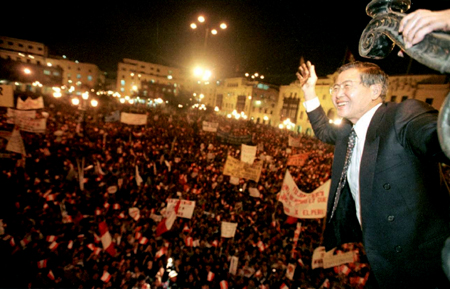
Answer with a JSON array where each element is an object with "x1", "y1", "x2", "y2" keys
[{"x1": 370, "y1": 84, "x2": 382, "y2": 100}]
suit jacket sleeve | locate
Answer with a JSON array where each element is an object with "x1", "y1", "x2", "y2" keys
[{"x1": 395, "y1": 99, "x2": 450, "y2": 164}]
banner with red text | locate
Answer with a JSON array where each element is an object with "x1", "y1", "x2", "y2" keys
[
  {"x1": 166, "y1": 199, "x2": 196, "y2": 219},
  {"x1": 286, "y1": 153, "x2": 309, "y2": 167},
  {"x1": 223, "y1": 156, "x2": 262, "y2": 182},
  {"x1": 278, "y1": 170, "x2": 330, "y2": 218}
]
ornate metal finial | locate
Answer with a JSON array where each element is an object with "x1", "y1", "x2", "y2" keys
[
  {"x1": 359, "y1": 0, "x2": 450, "y2": 74},
  {"x1": 359, "y1": 0, "x2": 450, "y2": 159}
]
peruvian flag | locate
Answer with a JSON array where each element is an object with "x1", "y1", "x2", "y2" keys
[
  {"x1": 185, "y1": 236, "x2": 193, "y2": 247},
  {"x1": 280, "y1": 283, "x2": 288, "y2": 289},
  {"x1": 49, "y1": 241, "x2": 58, "y2": 251},
  {"x1": 37, "y1": 259, "x2": 47, "y2": 269},
  {"x1": 87, "y1": 243, "x2": 96, "y2": 251},
  {"x1": 67, "y1": 240, "x2": 74, "y2": 249},
  {"x1": 257, "y1": 240, "x2": 265, "y2": 252},
  {"x1": 207, "y1": 271, "x2": 215, "y2": 281},
  {"x1": 220, "y1": 280, "x2": 228, "y2": 289},
  {"x1": 182, "y1": 224, "x2": 191, "y2": 233},
  {"x1": 47, "y1": 270, "x2": 55, "y2": 280},
  {"x1": 334, "y1": 265, "x2": 351, "y2": 276},
  {"x1": 211, "y1": 240, "x2": 219, "y2": 247},
  {"x1": 139, "y1": 237, "x2": 149, "y2": 245},
  {"x1": 113, "y1": 203, "x2": 120, "y2": 210},
  {"x1": 99, "y1": 221, "x2": 116, "y2": 257},
  {"x1": 101, "y1": 271, "x2": 111, "y2": 283},
  {"x1": 320, "y1": 278, "x2": 331, "y2": 288},
  {"x1": 155, "y1": 200, "x2": 180, "y2": 237},
  {"x1": 155, "y1": 247, "x2": 167, "y2": 259},
  {"x1": 135, "y1": 232, "x2": 142, "y2": 240},
  {"x1": 46, "y1": 235, "x2": 57, "y2": 242}
]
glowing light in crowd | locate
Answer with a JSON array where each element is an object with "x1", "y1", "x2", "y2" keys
[{"x1": 71, "y1": 98, "x2": 80, "y2": 106}]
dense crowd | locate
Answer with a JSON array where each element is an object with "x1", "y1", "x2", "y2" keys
[{"x1": 0, "y1": 94, "x2": 432, "y2": 289}]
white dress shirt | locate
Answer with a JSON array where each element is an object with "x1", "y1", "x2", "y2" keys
[{"x1": 304, "y1": 97, "x2": 382, "y2": 224}]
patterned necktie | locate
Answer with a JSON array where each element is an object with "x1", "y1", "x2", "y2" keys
[{"x1": 329, "y1": 128, "x2": 357, "y2": 221}]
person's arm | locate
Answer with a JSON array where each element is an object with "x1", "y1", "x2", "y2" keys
[
  {"x1": 296, "y1": 61, "x2": 341, "y2": 145},
  {"x1": 399, "y1": 9, "x2": 450, "y2": 49},
  {"x1": 296, "y1": 61, "x2": 318, "y2": 102}
]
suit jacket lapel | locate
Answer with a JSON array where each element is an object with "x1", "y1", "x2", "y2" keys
[{"x1": 359, "y1": 103, "x2": 388, "y2": 228}]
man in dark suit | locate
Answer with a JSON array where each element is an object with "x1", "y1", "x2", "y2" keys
[{"x1": 297, "y1": 61, "x2": 450, "y2": 288}]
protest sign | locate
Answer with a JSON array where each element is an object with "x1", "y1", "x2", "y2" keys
[
  {"x1": 166, "y1": 199, "x2": 196, "y2": 219},
  {"x1": 216, "y1": 131, "x2": 252, "y2": 145},
  {"x1": 17, "y1": 96, "x2": 44, "y2": 110},
  {"x1": 221, "y1": 221, "x2": 238, "y2": 238},
  {"x1": 0, "y1": 85, "x2": 14, "y2": 107},
  {"x1": 286, "y1": 153, "x2": 309, "y2": 167},
  {"x1": 241, "y1": 144, "x2": 257, "y2": 164},
  {"x1": 120, "y1": 112, "x2": 147, "y2": 125},
  {"x1": 288, "y1": 135, "x2": 301, "y2": 147},
  {"x1": 202, "y1": 121, "x2": 219, "y2": 132},
  {"x1": 312, "y1": 246, "x2": 356, "y2": 269},
  {"x1": 223, "y1": 156, "x2": 262, "y2": 182},
  {"x1": 6, "y1": 128, "x2": 26, "y2": 155}
]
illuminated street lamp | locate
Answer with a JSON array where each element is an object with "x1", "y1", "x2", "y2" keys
[
  {"x1": 245, "y1": 72, "x2": 264, "y2": 80},
  {"x1": 71, "y1": 92, "x2": 99, "y2": 135},
  {"x1": 190, "y1": 15, "x2": 227, "y2": 49}
]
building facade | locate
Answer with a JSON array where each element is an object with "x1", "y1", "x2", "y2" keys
[
  {"x1": 214, "y1": 77, "x2": 279, "y2": 125},
  {"x1": 46, "y1": 57, "x2": 105, "y2": 97},
  {"x1": 116, "y1": 58, "x2": 183, "y2": 99},
  {"x1": 0, "y1": 36, "x2": 63, "y2": 96}
]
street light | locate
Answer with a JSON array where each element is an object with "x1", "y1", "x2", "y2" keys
[
  {"x1": 190, "y1": 15, "x2": 227, "y2": 50},
  {"x1": 71, "y1": 92, "x2": 98, "y2": 135}
]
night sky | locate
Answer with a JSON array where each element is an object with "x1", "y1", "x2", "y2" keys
[{"x1": 1, "y1": 0, "x2": 448, "y2": 85}]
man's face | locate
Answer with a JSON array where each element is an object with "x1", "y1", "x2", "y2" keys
[{"x1": 332, "y1": 68, "x2": 377, "y2": 124}]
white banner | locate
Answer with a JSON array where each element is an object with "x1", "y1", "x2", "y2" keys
[
  {"x1": 278, "y1": 170, "x2": 330, "y2": 218},
  {"x1": 288, "y1": 135, "x2": 301, "y2": 147},
  {"x1": 223, "y1": 156, "x2": 262, "y2": 182},
  {"x1": 221, "y1": 222, "x2": 238, "y2": 238},
  {"x1": 312, "y1": 246, "x2": 325, "y2": 269},
  {"x1": 120, "y1": 112, "x2": 147, "y2": 125},
  {"x1": 229, "y1": 256, "x2": 239, "y2": 275},
  {"x1": 166, "y1": 199, "x2": 196, "y2": 219},
  {"x1": 312, "y1": 246, "x2": 355, "y2": 269},
  {"x1": 202, "y1": 121, "x2": 219, "y2": 132},
  {"x1": 18, "y1": 117, "x2": 47, "y2": 133},
  {"x1": 17, "y1": 97, "x2": 44, "y2": 110},
  {"x1": 286, "y1": 263, "x2": 296, "y2": 280},
  {"x1": 6, "y1": 108, "x2": 36, "y2": 124},
  {"x1": 248, "y1": 187, "x2": 260, "y2": 198},
  {"x1": 6, "y1": 128, "x2": 26, "y2": 155},
  {"x1": 0, "y1": 85, "x2": 14, "y2": 107},
  {"x1": 241, "y1": 144, "x2": 257, "y2": 164}
]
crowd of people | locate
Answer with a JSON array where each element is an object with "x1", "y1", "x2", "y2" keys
[{"x1": 0, "y1": 94, "x2": 439, "y2": 289}]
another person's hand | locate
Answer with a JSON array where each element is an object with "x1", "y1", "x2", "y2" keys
[
  {"x1": 296, "y1": 61, "x2": 318, "y2": 101},
  {"x1": 399, "y1": 9, "x2": 450, "y2": 49}
]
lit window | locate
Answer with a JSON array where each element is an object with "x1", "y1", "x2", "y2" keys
[
  {"x1": 88, "y1": 75, "x2": 93, "y2": 81},
  {"x1": 121, "y1": 80, "x2": 125, "y2": 86},
  {"x1": 43, "y1": 70, "x2": 51, "y2": 75},
  {"x1": 77, "y1": 74, "x2": 81, "y2": 79}
]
